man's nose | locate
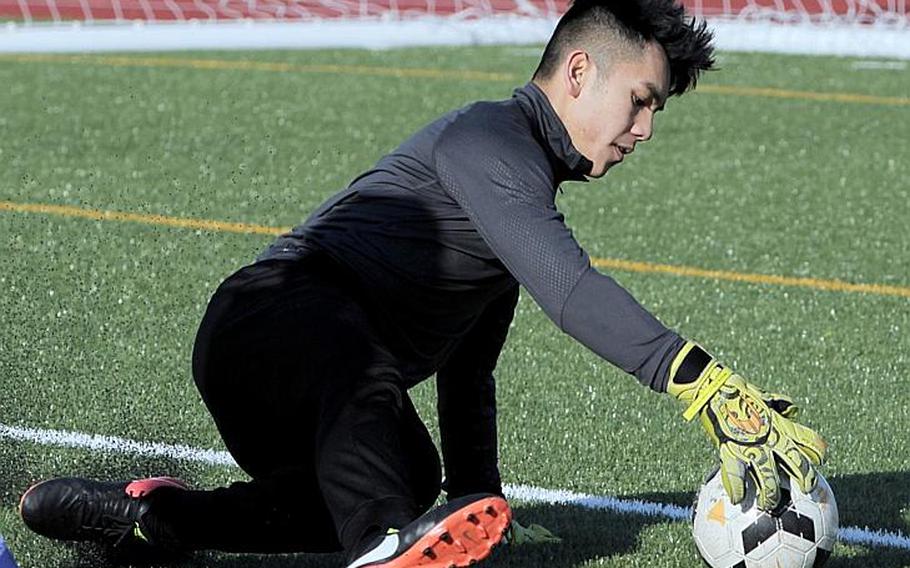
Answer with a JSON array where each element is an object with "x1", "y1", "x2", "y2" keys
[{"x1": 631, "y1": 111, "x2": 654, "y2": 142}]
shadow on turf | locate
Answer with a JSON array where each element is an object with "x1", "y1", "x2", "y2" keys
[
  {"x1": 87, "y1": 494, "x2": 910, "y2": 568},
  {"x1": 151, "y1": 474, "x2": 910, "y2": 567},
  {"x1": 1, "y1": 453, "x2": 908, "y2": 567}
]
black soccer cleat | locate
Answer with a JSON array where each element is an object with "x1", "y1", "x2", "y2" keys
[
  {"x1": 18, "y1": 476, "x2": 188, "y2": 551},
  {"x1": 345, "y1": 493, "x2": 512, "y2": 568}
]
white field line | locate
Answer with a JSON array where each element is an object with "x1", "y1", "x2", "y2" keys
[
  {"x1": 0, "y1": 423, "x2": 235, "y2": 466},
  {"x1": 2, "y1": 422, "x2": 909, "y2": 551},
  {"x1": 850, "y1": 60, "x2": 908, "y2": 71}
]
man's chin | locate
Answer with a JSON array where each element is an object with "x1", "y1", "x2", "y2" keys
[{"x1": 590, "y1": 161, "x2": 619, "y2": 178}]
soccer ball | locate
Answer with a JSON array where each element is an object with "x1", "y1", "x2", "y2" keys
[{"x1": 692, "y1": 469, "x2": 838, "y2": 568}]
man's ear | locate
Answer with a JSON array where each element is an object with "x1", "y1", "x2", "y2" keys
[{"x1": 564, "y1": 50, "x2": 591, "y2": 99}]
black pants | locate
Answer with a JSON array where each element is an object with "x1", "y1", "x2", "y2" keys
[{"x1": 150, "y1": 254, "x2": 442, "y2": 557}]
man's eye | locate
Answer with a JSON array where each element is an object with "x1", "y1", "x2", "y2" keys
[{"x1": 632, "y1": 96, "x2": 646, "y2": 107}]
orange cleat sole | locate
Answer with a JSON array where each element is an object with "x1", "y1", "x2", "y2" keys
[{"x1": 372, "y1": 495, "x2": 511, "y2": 568}]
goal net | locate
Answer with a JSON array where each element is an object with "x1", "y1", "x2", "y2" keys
[
  {"x1": 0, "y1": 0, "x2": 560, "y2": 24},
  {"x1": 1, "y1": 0, "x2": 907, "y2": 25},
  {"x1": 0, "y1": 0, "x2": 907, "y2": 55},
  {"x1": 688, "y1": 0, "x2": 908, "y2": 27}
]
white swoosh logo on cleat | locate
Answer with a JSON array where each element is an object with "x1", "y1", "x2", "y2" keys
[{"x1": 345, "y1": 534, "x2": 400, "y2": 568}]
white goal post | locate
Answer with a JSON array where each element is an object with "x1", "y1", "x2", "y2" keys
[{"x1": 0, "y1": 0, "x2": 908, "y2": 57}]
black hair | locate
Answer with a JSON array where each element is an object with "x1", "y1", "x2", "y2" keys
[{"x1": 533, "y1": 0, "x2": 715, "y2": 96}]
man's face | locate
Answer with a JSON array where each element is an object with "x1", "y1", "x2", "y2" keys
[{"x1": 563, "y1": 42, "x2": 670, "y2": 178}]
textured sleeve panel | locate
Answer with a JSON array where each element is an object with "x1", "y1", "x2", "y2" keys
[
  {"x1": 434, "y1": 109, "x2": 685, "y2": 390},
  {"x1": 436, "y1": 285, "x2": 518, "y2": 499},
  {"x1": 561, "y1": 267, "x2": 686, "y2": 391},
  {"x1": 433, "y1": 113, "x2": 590, "y2": 327}
]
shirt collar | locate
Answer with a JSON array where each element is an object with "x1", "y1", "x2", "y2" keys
[{"x1": 513, "y1": 82, "x2": 592, "y2": 182}]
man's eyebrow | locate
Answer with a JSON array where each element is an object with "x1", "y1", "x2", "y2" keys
[{"x1": 644, "y1": 82, "x2": 667, "y2": 111}]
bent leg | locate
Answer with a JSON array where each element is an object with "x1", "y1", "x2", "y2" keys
[
  {"x1": 153, "y1": 255, "x2": 441, "y2": 555},
  {"x1": 316, "y1": 380, "x2": 442, "y2": 557},
  {"x1": 150, "y1": 257, "x2": 361, "y2": 553}
]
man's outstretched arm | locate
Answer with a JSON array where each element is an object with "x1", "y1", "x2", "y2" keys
[
  {"x1": 433, "y1": 117, "x2": 825, "y2": 511},
  {"x1": 436, "y1": 285, "x2": 519, "y2": 500},
  {"x1": 434, "y1": 117, "x2": 683, "y2": 391}
]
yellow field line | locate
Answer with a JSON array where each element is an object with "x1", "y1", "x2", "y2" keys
[
  {"x1": 0, "y1": 200, "x2": 286, "y2": 236},
  {"x1": 0, "y1": 53, "x2": 517, "y2": 82},
  {"x1": 3, "y1": 199, "x2": 908, "y2": 299},
  {"x1": 592, "y1": 257, "x2": 910, "y2": 299},
  {"x1": 698, "y1": 84, "x2": 910, "y2": 107},
  {"x1": 2, "y1": 53, "x2": 909, "y2": 106}
]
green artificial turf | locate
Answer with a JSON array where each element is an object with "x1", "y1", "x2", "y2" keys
[{"x1": 1, "y1": 46, "x2": 908, "y2": 567}]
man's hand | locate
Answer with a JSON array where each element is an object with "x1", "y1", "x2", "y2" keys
[{"x1": 667, "y1": 342, "x2": 827, "y2": 511}]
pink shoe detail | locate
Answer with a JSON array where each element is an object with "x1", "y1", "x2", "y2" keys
[{"x1": 125, "y1": 477, "x2": 188, "y2": 498}]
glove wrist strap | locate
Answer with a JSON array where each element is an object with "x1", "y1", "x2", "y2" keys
[
  {"x1": 682, "y1": 365, "x2": 732, "y2": 421},
  {"x1": 668, "y1": 341, "x2": 734, "y2": 422}
]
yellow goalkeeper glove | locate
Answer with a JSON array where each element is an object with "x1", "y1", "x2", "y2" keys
[{"x1": 667, "y1": 341, "x2": 827, "y2": 511}]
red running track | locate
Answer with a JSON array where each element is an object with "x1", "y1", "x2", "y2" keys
[{"x1": 0, "y1": 0, "x2": 904, "y2": 25}]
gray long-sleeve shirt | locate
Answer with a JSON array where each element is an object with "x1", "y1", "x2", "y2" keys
[{"x1": 259, "y1": 82, "x2": 684, "y2": 393}]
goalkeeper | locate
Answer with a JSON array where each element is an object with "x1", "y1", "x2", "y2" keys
[{"x1": 19, "y1": 0, "x2": 825, "y2": 566}]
